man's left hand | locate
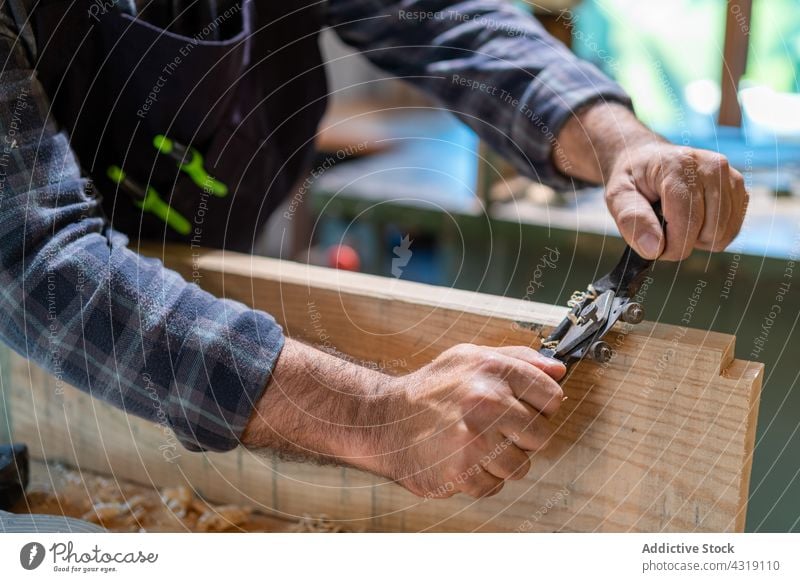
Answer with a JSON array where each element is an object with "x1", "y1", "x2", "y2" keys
[
  {"x1": 555, "y1": 102, "x2": 748, "y2": 261},
  {"x1": 604, "y1": 141, "x2": 748, "y2": 260}
]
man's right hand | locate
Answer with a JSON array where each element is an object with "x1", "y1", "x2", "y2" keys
[
  {"x1": 243, "y1": 339, "x2": 565, "y2": 500},
  {"x1": 382, "y1": 344, "x2": 566, "y2": 499}
]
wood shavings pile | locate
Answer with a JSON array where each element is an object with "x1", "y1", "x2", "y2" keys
[
  {"x1": 288, "y1": 514, "x2": 363, "y2": 533},
  {"x1": 12, "y1": 462, "x2": 356, "y2": 533}
]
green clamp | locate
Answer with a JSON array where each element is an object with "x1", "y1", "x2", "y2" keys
[
  {"x1": 107, "y1": 165, "x2": 191, "y2": 236},
  {"x1": 153, "y1": 135, "x2": 229, "y2": 198}
]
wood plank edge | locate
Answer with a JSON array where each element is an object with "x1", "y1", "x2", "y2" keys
[{"x1": 734, "y1": 361, "x2": 764, "y2": 531}]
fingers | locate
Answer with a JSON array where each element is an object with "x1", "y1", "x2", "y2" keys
[
  {"x1": 660, "y1": 165, "x2": 705, "y2": 261},
  {"x1": 461, "y1": 469, "x2": 505, "y2": 498},
  {"x1": 491, "y1": 345, "x2": 566, "y2": 381},
  {"x1": 695, "y1": 156, "x2": 732, "y2": 251},
  {"x1": 719, "y1": 162, "x2": 747, "y2": 249},
  {"x1": 483, "y1": 349, "x2": 562, "y2": 448},
  {"x1": 481, "y1": 352, "x2": 564, "y2": 417},
  {"x1": 661, "y1": 151, "x2": 752, "y2": 258},
  {"x1": 498, "y1": 398, "x2": 555, "y2": 451},
  {"x1": 727, "y1": 167, "x2": 748, "y2": 242},
  {"x1": 480, "y1": 437, "x2": 532, "y2": 481},
  {"x1": 605, "y1": 178, "x2": 665, "y2": 260}
]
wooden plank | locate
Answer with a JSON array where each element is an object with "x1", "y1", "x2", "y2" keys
[{"x1": 3, "y1": 245, "x2": 763, "y2": 531}]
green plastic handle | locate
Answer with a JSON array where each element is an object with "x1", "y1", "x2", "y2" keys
[
  {"x1": 107, "y1": 165, "x2": 126, "y2": 184},
  {"x1": 137, "y1": 188, "x2": 192, "y2": 235},
  {"x1": 152, "y1": 134, "x2": 173, "y2": 155},
  {"x1": 108, "y1": 164, "x2": 191, "y2": 236},
  {"x1": 182, "y1": 150, "x2": 228, "y2": 198},
  {"x1": 153, "y1": 134, "x2": 228, "y2": 198}
]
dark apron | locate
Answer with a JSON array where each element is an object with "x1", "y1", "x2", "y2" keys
[{"x1": 31, "y1": 0, "x2": 328, "y2": 252}]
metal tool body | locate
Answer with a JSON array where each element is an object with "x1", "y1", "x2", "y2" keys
[{"x1": 539, "y1": 202, "x2": 663, "y2": 365}]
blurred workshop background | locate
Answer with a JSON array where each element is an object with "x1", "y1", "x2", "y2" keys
[{"x1": 260, "y1": 0, "x2": 799, "y2": 531}]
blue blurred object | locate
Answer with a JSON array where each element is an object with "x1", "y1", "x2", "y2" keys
[
  {"x1": 662, "y1": 125, "x2": 800, "y2": 170},
  {"x1": 317, "y1": 110, "x2": 480, "y2": 215},
  {"x1": 384, "y1": 227, "x2": 440, "y2": 285}
]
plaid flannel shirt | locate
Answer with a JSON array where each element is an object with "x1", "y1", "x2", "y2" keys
[{"x1": 0, "y1": 0, "x2": 630, "y2": 452}]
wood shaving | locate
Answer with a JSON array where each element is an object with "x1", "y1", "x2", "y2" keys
[
  {"x1": 288, "y1": 514, "x2": 361, "y2": 533},
  {"x1": 11, "y1": 462, "x2": 354, "y2": 533}
]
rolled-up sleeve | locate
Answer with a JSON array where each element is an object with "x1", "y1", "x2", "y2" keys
[
  {"x1": 327, "y1": 0, "x2": 633, "y2": 188},
  {"x1": 0, "y1": 12, "x2": 283, "y2": 452}
]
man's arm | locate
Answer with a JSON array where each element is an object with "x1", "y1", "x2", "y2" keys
[
  {"x1": 0, "y1": 10, "x2": 282, "y2": 453},
  {"x1": 0, "y1": 7, "x2": 565, "y2": 498},
  {"x1": 555, "y1": 102, "x2": 748, "y2": 260},
  {"x1": 327, "y1": 0, "x2": 748, "y2": 258},
  {"x1": 326, "y1": 0, "x2": 631, "y2": 190},
  {"x1": 242, "y1": 338, "x2": 566, "y2": 498}
]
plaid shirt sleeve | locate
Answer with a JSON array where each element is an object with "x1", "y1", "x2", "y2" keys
[
  {"x1": 0, "y1": 13, "x2": 284, "y2": 453},
  {"x1": 327, "y1": 0, "x2": 634, "y2": 189}
]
